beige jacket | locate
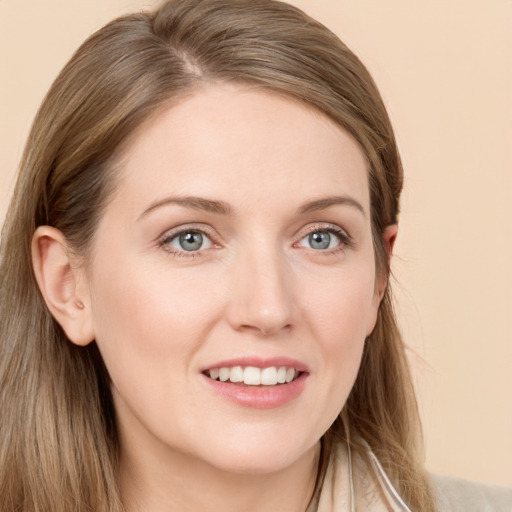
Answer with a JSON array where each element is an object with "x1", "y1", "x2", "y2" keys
[{"x1": 310, "y1": 443, "x2": 512, "y2": 511}]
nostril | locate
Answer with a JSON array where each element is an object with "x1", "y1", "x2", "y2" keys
[{"x1": 237, "y1": 322, "x2": 292, "y2": 337}]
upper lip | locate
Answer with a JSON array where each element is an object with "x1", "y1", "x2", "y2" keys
[{"x1": 201, "y1": 356, "x2": 309, "y2": 373}]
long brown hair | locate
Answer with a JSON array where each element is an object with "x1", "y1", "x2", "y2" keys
[{"x1": 0, "y1": 1, "x2": 435, "y2": 510}]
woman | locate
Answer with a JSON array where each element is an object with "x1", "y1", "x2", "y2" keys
[{"x1": 0, "y1": 1, "x2": 509, "y2": 511}]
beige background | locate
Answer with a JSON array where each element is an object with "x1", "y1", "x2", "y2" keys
[{"x1": 1, "y1": 0, "x2": 511, "y2": 487}]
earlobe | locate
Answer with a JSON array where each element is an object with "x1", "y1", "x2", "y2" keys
[{"x1": 31, "y1": 226, "x2": 95, "y2": 346}]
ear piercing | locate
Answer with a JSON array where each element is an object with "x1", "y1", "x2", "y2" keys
[{"x1": 75, "y1": 300, "x2": 85, "y2": 309}]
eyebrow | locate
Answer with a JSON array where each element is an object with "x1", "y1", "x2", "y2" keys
[
  {"x1": 138, "y1": 196, "x2": 232, "y2": 221},
  {"x1": 298, "y1": 196, "x2": 366, "y2": 217},
  {"x1": 138, "y1": 194, "x2": 365, "y2": 221}
]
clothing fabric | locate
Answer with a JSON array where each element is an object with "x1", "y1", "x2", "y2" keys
[
  {"x1": 311, "y1": 442, "x2": 512, "y2": 511},
  {"x1": 433, "y1": 474, "x2": 512, "y2": 512}
]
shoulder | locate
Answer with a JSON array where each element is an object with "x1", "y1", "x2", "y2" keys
[{"x1": 432, "y1": 474, "x2": 512, "y2": 512}]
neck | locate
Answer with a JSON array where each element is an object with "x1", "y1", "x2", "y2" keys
[{"x1": 120, "y1": 441, "x2": 320, "y2": 512}]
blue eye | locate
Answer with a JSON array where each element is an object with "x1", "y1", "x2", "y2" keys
[
  {"x1": 166, "y1": 231, "x2": 212, "y2": 252},
  {"x1": 298, "y1": 229, "x2": 343, "y2": 250}
]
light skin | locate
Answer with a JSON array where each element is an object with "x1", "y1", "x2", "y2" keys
[{"x1": 32, "y1": 83, "x2": 396, "y2": 512}]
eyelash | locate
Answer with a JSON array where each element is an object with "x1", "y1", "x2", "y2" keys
[
  {"x1": 294, "y1": 224, "x2": 354, "y2": 254},
  {"x1": 157, "y1": 224, "x2": 217, "y2": 259},
  {"x1": 157, "y1": 223, "x2": 353, "y2": 259}
]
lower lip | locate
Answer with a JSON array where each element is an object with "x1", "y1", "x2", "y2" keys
[{"x1": 201, "y1": 372, "x2": 308, "y2": 409}]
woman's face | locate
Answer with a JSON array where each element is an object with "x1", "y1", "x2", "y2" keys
[{"x1": 82, "y1": 83, "x2": 386, "y2": 474}]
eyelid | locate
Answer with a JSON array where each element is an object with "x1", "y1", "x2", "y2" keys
[
  {"x1": 157, "y1": 223, "x2": 221, "y2": 256},
  {"x1": 156, "y1": 222, "x2": 353, "y2": 258},
  {"x1": 294, "y1": 223, "x2": 354, "y2": 251}
]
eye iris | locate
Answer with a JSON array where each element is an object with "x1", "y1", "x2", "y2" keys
[
  {"x1": 309, "y1": 231, "x2": 331, "y2": 250},
  {"x1": 179, "y1": 232, "x2": 203, "y2": 251}
]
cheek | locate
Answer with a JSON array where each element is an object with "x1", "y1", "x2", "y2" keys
[
  {"x1": 87, "y1": 256, "x2": 221, "y2": 383},
  {"x1": 301, "y1": 262, "x2": 378, "y2": 343},
  {"x1": 299, "y1": 264, "x2": 377, "y2": 410}
]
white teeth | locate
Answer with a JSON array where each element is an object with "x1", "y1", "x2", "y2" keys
[
  {"x1": 229, "y1": 366, "x2": 243, "y2": 383},
  {"x1": 207, "y1": 366, "x2": 300, "y2": 385},
  {"x1": 219, "y1": 367, "x2": 230, "y2": 382},
  {"x1": 261, "y1": 367, "x2": 278, "y2": 385},
  {"x1": 243, "y1": 367, "x2": 261, "y2": 385},
  {"x1": 277, "y1": 367, "x2": 287, "y2": 383}
]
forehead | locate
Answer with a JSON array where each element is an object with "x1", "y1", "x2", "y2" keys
[{"x1": 112, "y1": 83, "x2": 370, "y2": 215}]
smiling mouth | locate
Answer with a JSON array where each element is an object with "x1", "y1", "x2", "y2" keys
[{"x1": 204, "y1": 366, "x2": 302, "y2": 386}]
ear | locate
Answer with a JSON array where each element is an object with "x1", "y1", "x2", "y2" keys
[
  {"x1": 366, "y1": 224, "x2": 398, "y2": 336},
  {"x1": 31, "y1": 226, "x2": 95, "y2": 346},
  {"x1": 375, "y1": 224, "x2": 398, "y2": 300}
]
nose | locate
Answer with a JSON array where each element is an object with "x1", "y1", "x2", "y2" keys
[{"x1": 225, "y1": 246, "x2": 294, "y2": 337}]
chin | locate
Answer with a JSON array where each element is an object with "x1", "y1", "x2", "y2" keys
[{"x1": 193, "y1": 436, "x2": 320, "y2": 476}]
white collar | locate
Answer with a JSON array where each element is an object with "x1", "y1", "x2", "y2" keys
[{"x1": 311, "y1": 441, "x2": 412, "y2": 512}]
